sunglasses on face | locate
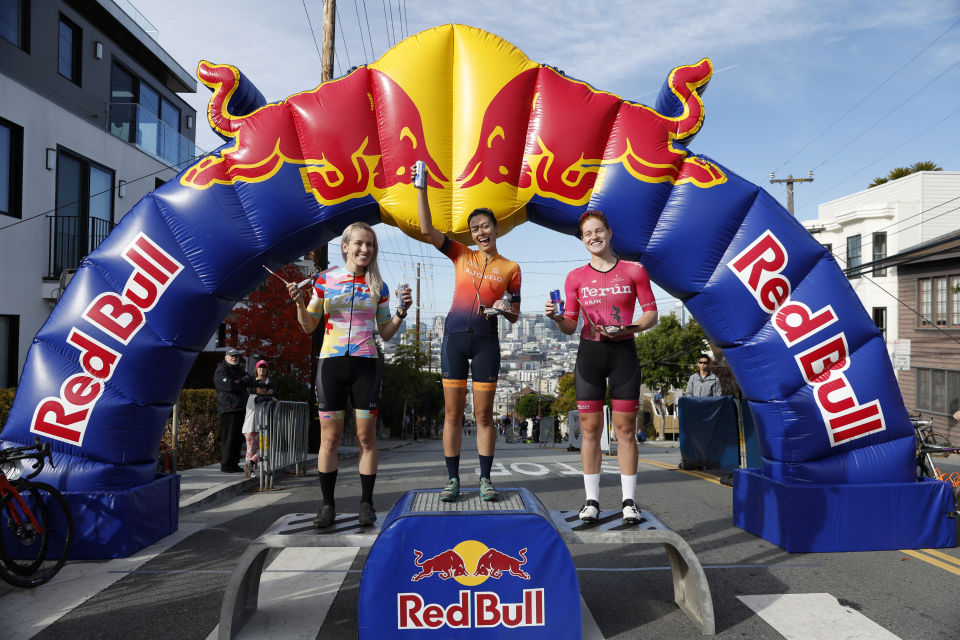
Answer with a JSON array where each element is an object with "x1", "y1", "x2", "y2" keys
[{"x1": 698, "y1": 361, "x2": 709, "y2": 365}]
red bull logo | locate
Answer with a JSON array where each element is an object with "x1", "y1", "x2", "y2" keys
[
  {"x1": 399, "y1": 541, "x2": 541, "y2": 629},
  {"x1": 180, "y1": 62, "x2": 447, "y2": 206}
]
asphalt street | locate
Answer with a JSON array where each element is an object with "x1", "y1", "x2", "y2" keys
[{"x1": 2, "y1": 436, "x2": 959, "y2": 639}]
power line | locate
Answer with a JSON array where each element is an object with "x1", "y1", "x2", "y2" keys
[
  {"x1": 797, "y1": 103, "x2": 960, "y2": 211},
  {"x1": 809, "y1": 59, "x2": 960, "y2": 173},
  {"x1": 336, "y1": 7, "x2": 352, "y2": 68},
  {"x1": 380, "y1": 0, "x2": 393, "y2": 48},
  {"x1": 772, "y1": 17, "x2": 960, "y2": 174},
  {"x1": 352, "y1": 0, "x2": 370, "y2": 63},
  {"x1": 301, "y1": 0, "x2": 324, "y2": 63},
  {"x1": 401, "y1": 0, "x2": 408, "y2": 39},
  {"x1": 386, "y1": 0, "x2": 397, "y2": 46},
  {"x1": 360, "y1": 0, "x2": 376, "y2": 59}
]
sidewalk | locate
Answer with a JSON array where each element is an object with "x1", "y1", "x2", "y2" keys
[{"x1": 178, "y1": 440, "x2": 415, "y2": 511}]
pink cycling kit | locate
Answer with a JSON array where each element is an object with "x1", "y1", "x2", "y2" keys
[{"x1": 562, "y1": 260, "x2": 657, "y2": 414}]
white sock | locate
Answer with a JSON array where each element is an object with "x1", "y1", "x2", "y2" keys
[
  {"x1": 621, "y1": 474, "x2": 637, "y2": 503},
  {"x1": 583, "y1": 474, "x2": 600, "y2": 503}
]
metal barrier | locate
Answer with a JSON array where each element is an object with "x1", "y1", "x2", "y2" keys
[{"x1": 255, "y1": 401, "x2": 310, "y2": 490}]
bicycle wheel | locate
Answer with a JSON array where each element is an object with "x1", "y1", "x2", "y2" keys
[
  {"x1": 0, "y1": 481, "x2": 73, "y2": 588},
  {"x1": 924, "y1": 432, "x2": 953, "y2": 458}
]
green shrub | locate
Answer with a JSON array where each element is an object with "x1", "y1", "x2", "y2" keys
[
  {"x1": 0, "y1": 388, "x2": 15, "y2": 436},
  {"x1": 162, "y1": 389, "x2": 221, "y2": 471},
  {"x1": 274, "y1": 375, "x2": 311, "y2": 402}
]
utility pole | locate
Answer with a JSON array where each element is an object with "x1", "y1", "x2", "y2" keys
[
  {"x1": 402, "y1": 262, "x2": 433, "y2": 368},
  {"x1": 769, "y1": 172, "x2": 814, "y2": 215},
  {"x1": 416, "y1": 262, "x2": 421, "y2": 358},
  {"x1": 308, "y1": 0, "x2": 336, "y2": 453}
]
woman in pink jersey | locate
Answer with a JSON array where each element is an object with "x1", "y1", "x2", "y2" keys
[{"x1": 545, "y1": 211, "x2": 658, "y2": 523}]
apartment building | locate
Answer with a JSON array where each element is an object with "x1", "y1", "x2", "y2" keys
[{"x1": 0, "y1": 0, "x2": 198, "y2": 387}]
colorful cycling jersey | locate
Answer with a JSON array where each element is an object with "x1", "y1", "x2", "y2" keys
[
  {"x1": 306, "y1": 267, "x2": 391, "y2": 358},
  {"x1": 563, "y1": 259, "x2": 657, "y2": 341},
  {"x1": 440, "y1": 237, "x2": 521, "y2": 339}
]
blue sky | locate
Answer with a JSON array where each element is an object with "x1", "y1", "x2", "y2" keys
[{"x1": 145, "y1": 0, "x2": 960, "y2": 326}]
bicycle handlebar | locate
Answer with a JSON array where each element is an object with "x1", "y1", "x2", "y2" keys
[{"x1": 0, "y1": 437, "x2": 54, "y2": 480}]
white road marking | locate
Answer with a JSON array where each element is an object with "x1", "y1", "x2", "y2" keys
[
  {"x1": 204, "y1": 547, "x2": 359, "y2": 640},
  {"x1": 472, "y1": 462, "x2": 513, "y2": 476},
  {"x1": 601, "y1": 461, "x2": 621, "y2": 474},
  {"x1": 581, "y1": 595, "x2": 605, "y2": 639},
  {"x1": 510, "y1": 462, "x2": 550, "y2": 475},
  {"x1": 554, "y1": 461, "x2": 584, "y2": 475},
  {"x1": 0, "y1": 490, "x2": 289, "y2": 640},
  {"x1": 737, "y1": 593, "x2": 901, "y2": 640}
]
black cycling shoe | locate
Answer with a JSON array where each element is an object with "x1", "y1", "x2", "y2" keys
[
  {"x1": 358, "y1": 502, "x2": 377, "y2": 526},
  {"x1": 313, "y1": 504, "x2": 335, "y2": 528}
]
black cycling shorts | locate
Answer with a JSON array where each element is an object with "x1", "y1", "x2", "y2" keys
[
  {"x1": 441, "y1": 332, "x2": 500, "y2": 390},
  {"x1": 315, "y1": 355, "x2": 381, "y2": 419},
  {"x1": 575, "y1": 339, "x2": 641, "y2": 414}
]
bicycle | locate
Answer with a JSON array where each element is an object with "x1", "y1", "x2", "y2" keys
[
  {"x1": 911, "y1": 411, "x2": 953, "y2": 458},
  {"x1": 0, "y1": 437, "x2": 74, "y2": 588}
]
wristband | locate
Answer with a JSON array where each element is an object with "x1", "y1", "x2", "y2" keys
[{"x1": 396, "y1": 309, "x2": 408, "y2": 319}]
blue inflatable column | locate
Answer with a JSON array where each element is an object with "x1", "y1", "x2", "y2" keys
[{"x1": 359, "y1": 488, "x2": 581, "y2": 638}]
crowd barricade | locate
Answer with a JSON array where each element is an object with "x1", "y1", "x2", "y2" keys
[{"x1": 256, "y1": 401, "x2": 310, "y2": 490}]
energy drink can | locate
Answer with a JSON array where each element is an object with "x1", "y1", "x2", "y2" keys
[
  {"x1": 397, "y1": 282, "x2": 410, "y2": 296},
  {"x1": 413, "y1": 161, "x2": 427, "y2": 190},
  {"x1": 550, "y1": 289, "x2": 564, "y2": 317}
]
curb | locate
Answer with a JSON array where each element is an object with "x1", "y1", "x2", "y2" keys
[{"x1": 179, "y1": 442, "x2": 415, "y2": 512}]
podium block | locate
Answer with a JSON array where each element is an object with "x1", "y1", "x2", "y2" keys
[{"x1": 358, "y1": 488, "x2": 582, "y2": 638}]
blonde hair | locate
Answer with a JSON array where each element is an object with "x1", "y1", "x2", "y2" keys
[{"x1": 340, "y1": 222, "x2": 384, "y2": 299}]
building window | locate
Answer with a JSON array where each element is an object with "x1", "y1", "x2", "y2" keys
[
  {"x1": 0, "y1": 315, "x2": 19, "y2": 388},
  {"x1": 216, "y1": 323, "x2": 226, "y2": 348},
  {"x1": 872, "y1": 232, "x2": 887, "y2": 277},
  {"x1": 872, "y1": 307, "x2": 886, "y2": 341},
  {"x1": 935, "y1": 276, "x2": 948, "y2": 326},
  {"x1": 52, "y1": 148, "x2": 114, "y2": 277},
  {"x1": 919, "y1": 278, "x2": 933, "y2": 326},
  {"x1": 0, "y1": 0, "x2": 29, "y2": 50},
  {"x1": 58, "y1": 15, "x2": 81, "y2": 85},
  {"x1": 109, "y1": 60, "x2": 187, "y2": 166},
  {"x1": 821, "y1": 243, "x2": 832, "y2": 254},
  {"x1": 0, "y1": 116, "x2": 24, "y2": 219},
  {"x1": 846, "y1": 235, "x2": 861, "y2": 279},
  {"x1": 916, "y1": 367, "x2": 960, "y2": 416},
  {"x1": 952, "y1": 276, "x2": 960, "y2": 327}
]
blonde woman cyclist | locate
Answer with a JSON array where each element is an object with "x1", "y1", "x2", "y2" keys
[
  {"x1": 288, "y1": 222, "x2": 412, "y2": 528},
  {"x1": 413, "y1": 165, "x2": 521, "y2": 502}
]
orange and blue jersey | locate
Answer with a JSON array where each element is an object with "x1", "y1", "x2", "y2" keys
[
  {"x1": 306, "y1": 267, "x2": 391, "y2": 358},
  {"x1": 563, "y1": 259, "x2": 656, "y2": 341},
  {"x1": 440, "y1": 237, "x2": 521, "y2": 339}
]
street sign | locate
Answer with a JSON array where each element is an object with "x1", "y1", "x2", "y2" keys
[
  {"x1": 893, "y1": 340, "x2": 910, "y2": 371},
  {"x1": 567, "y1": 411, "x2": 582, "y2": 449}
]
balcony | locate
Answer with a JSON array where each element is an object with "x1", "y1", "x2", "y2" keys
[
  {"x1": 112, "y1": 0, "x2": 159, "y2": 41},
  {"x1": 48, "y1": 215, "x2": 116, "y2": 278},
  {"x1": 108, "y1": 103, "x2": 199, "y2": 168}
]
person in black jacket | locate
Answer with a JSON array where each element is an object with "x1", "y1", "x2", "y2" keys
[{"x1": 214, "y1": 349, "x2": 254, "y2": 472}]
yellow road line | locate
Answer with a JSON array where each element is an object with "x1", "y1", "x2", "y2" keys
[
  {"x1": 920, "y1": 548, "x2": 960, "y2": 567},
  {"x1": 901, "y1": 549, "x2": 960, "y2": 577},
  {"x1": 638, "y1": 459, "x2": 727, "y2": 487}
]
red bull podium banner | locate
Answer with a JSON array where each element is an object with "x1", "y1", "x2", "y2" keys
[
  {"x1": 1, "y1": 23, "x2": 954, "y2": 558},
  {"x1": 359, "y1": 488, "x2": 580, "y2": 638}
]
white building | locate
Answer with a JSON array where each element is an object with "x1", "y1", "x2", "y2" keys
[
  {"x1": 802, "y1": 171, "x2": 960, "y2": 356},
  {"x1": 0, "y1": 0, "x2": 198, "y2": 387}
]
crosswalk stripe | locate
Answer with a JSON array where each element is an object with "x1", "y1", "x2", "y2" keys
[
  {"x1": 737, "y1": 593, "x2": 901, "y2": 639},
  {"x1": 901, "y1": 549, "x2": 960, "y2": 577}
]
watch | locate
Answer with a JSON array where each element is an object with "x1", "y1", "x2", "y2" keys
[{"x1": 396, "y1": 309, "x2": 407, "y2": 319}]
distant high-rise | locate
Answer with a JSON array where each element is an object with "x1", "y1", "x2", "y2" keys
[{"x1": 433, "y1": 315, "x2": 446, "y2": 341}]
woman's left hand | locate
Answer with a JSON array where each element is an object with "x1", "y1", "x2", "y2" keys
[
  {"x1": 492, "y1": 299, "x2": 509, "y2": 312},
  {"x1": 598, "y1": 325, "x2": 622, "y2": 338},
  {"x1": 399, "y1": 287, "x2": 413, "y2": 310}
]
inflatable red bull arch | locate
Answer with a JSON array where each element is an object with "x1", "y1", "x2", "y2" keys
[{"x1": 1, "y1": 24, "x2": 954, "y2": 558}]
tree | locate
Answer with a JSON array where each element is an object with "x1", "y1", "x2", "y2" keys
[
  {"x1": 379, "y1": 330, "x2": 443, "y2": 437},
  {"x1": 225, "y1": 263, "x2": 313, "y2": 383},
  {"x1": 869, "y1": 161, "x2": 942, "y2": 188},
  {"x1": 516, "y1": 393, "x2": 555, "y2": 419},
  {"x1": 553, "y1": 372, "x2": 576, "y2": 416},
  {"x1": 635, "y1": 314, "x2": 707, "y2": 394}
]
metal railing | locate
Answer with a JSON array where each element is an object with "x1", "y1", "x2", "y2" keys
[
  {"x1": 255, "y1": 401, "x2": 310, "y2": 490},
  {"x1": 111, "y1": 0, "x2": 159, "y2": 41},
  {"x1": 107, "y1": 103, "x2": 197, "y2": 168},
  {"x1": 48, "y1": 215, "x2": 116, "y2": 277}
]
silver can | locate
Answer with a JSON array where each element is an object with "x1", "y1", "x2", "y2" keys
[{"x1": 413, "y1": 160, "x2": 427, "y2": 189}]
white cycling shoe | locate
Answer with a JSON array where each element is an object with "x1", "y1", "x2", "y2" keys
[
  {"x1": 622, "y1": 499, "x2": 641, "y2": 523},
  {"x1": 579, "y1": 500, "x2": 600, "y2": 523}
]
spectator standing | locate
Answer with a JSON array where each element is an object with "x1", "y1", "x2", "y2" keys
[
  {"x1": 686, "y1": 355, "x2": 722, "y2": 397},
  {"x1": 214, "y1": 349, "x2": 254, "y2": 472},
  {"x1": 253, "y1": 360, "x2": 276, "y2": 397},
  {"x1": 242, "y1": 381, "x2": 278, "y2": 476}
]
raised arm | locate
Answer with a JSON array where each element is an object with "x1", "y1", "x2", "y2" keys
[{"x1": 415, "y1": 174, "x2": 446, "y2": 250}]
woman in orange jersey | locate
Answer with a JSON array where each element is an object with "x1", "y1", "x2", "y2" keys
[{"x1": 413, "y1": 165, "x2": 521, "y2": 502}]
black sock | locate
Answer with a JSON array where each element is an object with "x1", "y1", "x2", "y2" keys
[
  {"x1": 318, "y1": 469, "x2": 338, "y2": 509},
  {"x1": 360, "y1": 473, "x2": 376, "y2": 505},
  {"x1": 445, "y1": 455, "x2": 460, "y2": 481},
  {"x1": 478, "y1": 455, "x2": 494, "y2": 480}
]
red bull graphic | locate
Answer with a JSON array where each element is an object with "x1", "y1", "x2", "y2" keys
[
  {"x1": 397, "y1": 589, "x2": 545, "y2": 630},
  {"x1": 474, "y1": 547, "x2": 530, "y2": 579},
  {"x1": 411, "y1": 549, "x2": 470, "y2": 582}
]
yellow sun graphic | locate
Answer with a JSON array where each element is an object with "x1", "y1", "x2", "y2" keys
[{"x1": 452, "y1": 540, "x2": 490, "y2": 586}]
